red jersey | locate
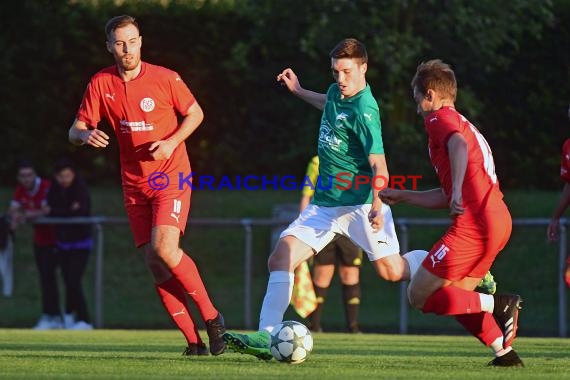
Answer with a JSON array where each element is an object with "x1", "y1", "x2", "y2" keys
[
  {"x1": 11, "y1": 177, "x2": 56, "y2": 246},
  {"x1": 76, "y1": 62, "x2": 194, "y2": 187},
  {"x1": 560, "y1": 138, "x2": 570, "y2": 183},
  {"x1": 425, "y1": 106, "x2": 504, "y2": 214}
]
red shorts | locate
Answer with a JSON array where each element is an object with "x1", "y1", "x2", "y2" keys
[
  {"x1": 124, "y1": 185, "x2": 191, "y2": 247},
  {"x1": 422, "y1": 202, "x2": 512, "y2": 281}
]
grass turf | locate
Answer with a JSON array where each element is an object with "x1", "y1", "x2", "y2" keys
[{"x1": 0, "y1": 329, "x2": 568, "y2": 379}]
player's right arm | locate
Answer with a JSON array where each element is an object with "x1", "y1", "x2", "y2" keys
[
  {"x1": 68, "y1": 118, "x2": 109, "y2": 148},
  {"x1": 277, "y1": 68, "x2": 326, "y2": 111},
  {"x1": 379, "y1": 187, "x2": 448, "y2": 209}
]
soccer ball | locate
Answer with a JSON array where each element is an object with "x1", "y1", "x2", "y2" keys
[{"x1": 270, "y1": 320, "x2": 313, "y2": 364}]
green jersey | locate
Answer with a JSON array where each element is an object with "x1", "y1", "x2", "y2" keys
[{"x1": 313, "y1": 83, "x2": 384, "y2": 206}]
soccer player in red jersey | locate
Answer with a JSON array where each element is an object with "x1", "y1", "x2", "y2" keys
[
  {"x1": 546, "y1": 104, "x2": 570, "y2": 288},
  {"x1": 380, "y1": 60, "x2": 524, "y2": 367},
  {"x1": 68, "y1": 15, "x2": 225, "y2": 356}
]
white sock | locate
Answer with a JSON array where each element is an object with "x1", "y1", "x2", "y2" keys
[
  {"x1": 490, "y1": 336, "x2": 511, "y2": 357},
  {"x1": 479, "y1": 293, "x2": 494, "y2": 313},
  {"x1": 258, "y1": 271, "x2": 294, "y2": 333},
  {"x1": 403, "y1": 250, "x2": 428, "y2": 279}
]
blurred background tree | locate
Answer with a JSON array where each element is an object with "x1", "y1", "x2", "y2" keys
[{"x1": 0, "y1": 0, "x2": 566, "y2": 189}]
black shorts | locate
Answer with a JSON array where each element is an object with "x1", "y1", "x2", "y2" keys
[{"x1": 314, "y1": 235, "x2": 363, "y2": 267}]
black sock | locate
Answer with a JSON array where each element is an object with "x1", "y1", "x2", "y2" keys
[
  {"x1": 342, "y1": 283, "x2": 361, "y2": 332},
  {"x1": 310, "y1": 285, "x2": 328, "y2": 331}
]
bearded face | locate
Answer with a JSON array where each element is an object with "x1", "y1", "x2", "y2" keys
[{"x1": 106, "y1": 24, "x2": 142, "y2": 72}]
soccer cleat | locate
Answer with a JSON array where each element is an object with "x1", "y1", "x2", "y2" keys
[
  {"x1": 487, "y1": 349, "x2": 524, "y2": 367},
  {"x1": 475, "y1": 271, "x2": 497, "y2": 295},
  {"x1": 223, "y1": 330, "x2": 273, "y2": 361},
  {"x1": 493, "y1": 294, "x2": 522, "y2": 348},
  {"x1": 182, "y1": 343, "x2": 209, "y2": 356},
  {"x1": 348, "y1": 323, "x2": 362, "y2": 334},
  {"x1": 205, "y1": 313, "x2": 226, "y2": 355}
]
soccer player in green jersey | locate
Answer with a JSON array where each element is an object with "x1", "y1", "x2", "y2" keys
[{"x1": 223, "y1": 38, "x2": 427, "y2": 360}]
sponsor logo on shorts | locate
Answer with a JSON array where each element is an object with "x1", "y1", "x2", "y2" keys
[{"x1": 170, "y1": 199, "x2": 182, "y2": 224}]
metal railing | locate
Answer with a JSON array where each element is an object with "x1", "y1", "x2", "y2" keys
[{"x1": 34, "y1": 216, "x2": 568, "y2": 337}]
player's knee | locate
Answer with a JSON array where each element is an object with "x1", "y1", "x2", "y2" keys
[
  {"x1": 373, "y1": 259, "x2": 404, "y2": 282},
  {"x1": 339, "y1": 267, "x2": 359, "y2": 283},
  {"x1": 407, "y1": 286, "x2": 426, "y2": 310},
  {"x1": 148, "y1": 243, "x2": 179, "y2": 266},
  {"x1": 267, "y1": 249, "x2": 291, "y2": 271}
]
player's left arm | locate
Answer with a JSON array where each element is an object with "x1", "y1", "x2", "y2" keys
[
  {"x1": 149, "y1": 101, "x2": 204, "y2": 161},
  {"x1": 447, "y1": 132, "x2": 467, "y2": 216},
  {"x1": 368, "y1": 153, "x2": 388, "y2": 231}
]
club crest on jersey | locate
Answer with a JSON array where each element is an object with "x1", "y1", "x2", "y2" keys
[
  {"x1": 335, "y1": 112, "x2": 349, "y2": 121},
  {"x1": 319, "y1": 123, "x2": 342, "y2": 151},
  {"x1": 140, "y1": 97, "x2": 155, "y2": 112}
]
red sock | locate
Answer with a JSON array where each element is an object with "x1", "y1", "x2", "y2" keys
[
  {"x1": 155, "y1": 277, "x2": 203, "y2": 346},
  {"x1": 455, "y1": 312, "x2": 503, "y2": 346},
  {"x1": 170, "y1": 253, "x2": 218, "y2": 321},
  {"x1": 422, "y1": 286, "x2": 483, "y2": 315}
]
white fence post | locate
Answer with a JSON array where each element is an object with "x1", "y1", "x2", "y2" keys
[
  {"x1": 241, "y1": 218, "x2": 253, "y2": 330},
  {"x1": 93, "y1": 222, "x2": 104, "y2": 329},
  {"x1": 398, "y1": 222, "x2": 409, "y2": 334}
]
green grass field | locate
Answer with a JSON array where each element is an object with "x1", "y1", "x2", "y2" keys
[{"x1": 0, "y1": 329, "x2": 568, "y2": 379}]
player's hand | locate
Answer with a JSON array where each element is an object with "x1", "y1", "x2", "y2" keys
[
  {"x1": 547, "y1": 219, "x2": 560, "y2": 241},
  {"x1": 449, "y1": 193, "x2": 464, "y2": 217},
  {"x1": 368, "y1": 198, "x2": 384, "y2": 232},
  {"x1": 148, "y1": 140, "x2": 176, "y2": 161},
  {"x1": 368, "y1": 208, "x2": 384, "y2": 232},
  {"x1": 276, "y1": 68, "x2": 302, "y2": 94},
  {"x1": 81, "y1": 129, "x2": 110, "y2": 148},
  {"x1": 378, "y1": 188, "x2": 402, "y2": 205}
]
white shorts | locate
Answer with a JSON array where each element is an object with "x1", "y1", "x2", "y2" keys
[{"x1": 279, "y1": 203, "x2": 400, "y2": 261}]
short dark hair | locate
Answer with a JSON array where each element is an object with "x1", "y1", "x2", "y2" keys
[
  {"x1": 411, "y1": 59, "x2": 457, "y2": 101},
  {"x1": 54, "y1": 157, "x2": 76, "y2": 174},
  {"x1": 105, "y1": 15, "x2": 140, "y2": 41},
  {"x1": 329, "y1": 38, "x2": 368, "y2": 65},
  {"x1": 16, "y1": 159, "x2": 35, "y2": 172}
]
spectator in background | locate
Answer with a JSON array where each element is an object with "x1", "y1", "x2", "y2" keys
[
  {"x1": 300, "y1": 155, "x2": 363, "y2": 333},
  {"x1": 7, "y1": 161, "x2": 60, "y2": 329},
  {"x1": 46, "y1": 158, "x2": 93, "y2": 330},
  {"x1": 546, "y1": 104, "x2": 570, "y2": 288}
]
